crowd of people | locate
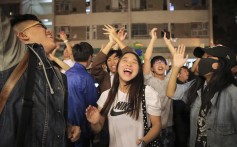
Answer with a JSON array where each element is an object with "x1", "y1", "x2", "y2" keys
[{"x1": 0, "y1": 8, "x2": 237, "y2": 147}]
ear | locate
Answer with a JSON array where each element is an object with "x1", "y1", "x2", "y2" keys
[
  {"x1": 166, "y1": 65, "x2": 169, "y2": 70},
  {"x1": 17, "y1": 32, "x2": 30, "y2": 42},
  {"x1": 88, "y1": 55, "x2": 93, "y2": 63},
  {"x1": 212, "y1": 62, "x2": 219, "y2": 70},
  {"x1": 177, "y1": 73, "x2": 180, "y2": 77},
  {"x1": 151, "y1": 66, "x2": 154, "y2": 72}
]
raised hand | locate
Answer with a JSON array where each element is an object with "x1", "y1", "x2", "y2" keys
[
  {"x1": 173, "y1": 44, "x2": 188, "y2": 68},
  {"x1": 60, "y1": 31, "x2": 68, "y2": 41},
  {"x1": 103, "y1": 24, "x2": 117, "y2": 38},
  {"x1": 109, "y1": 34, "x2": 116, "y2": 44},
  {"x1": 85, "y1": 105, "x2": 101, "y2": 125},
  {"x1": 150, "y1": 28, "x2": 158, "y2": 41},
  {"x1": 117, "y1": 27, "x2": 127, "y2": 41},
  {"x1": 163, "y1": 32, "x2": 171, "y2": 44}
]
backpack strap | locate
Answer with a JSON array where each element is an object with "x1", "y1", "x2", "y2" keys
[{"x1": 0, "y1": 52, "x2": 29, "y2": 114}]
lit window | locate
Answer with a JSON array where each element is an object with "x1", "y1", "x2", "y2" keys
[
  {"x1": 86, "y1": 7, "x2": 90, "y2": 14},
  {"x1": 169, "y1": 3, "x2": 174, "y2": 11}
]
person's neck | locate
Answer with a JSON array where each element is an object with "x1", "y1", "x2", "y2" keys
[
  {"x1": 78, "y1": 61, "x2": 88, "y2": 68},
  {"x1": 154, "y1": 73, "x2": 165, "y2": 80},
  {"x1": 178, "y1": 77, "x2": 187, "y2": 83},
  {"x1": 64, "y1": 57, "x2": 70, "y2": 60},
  {"x1": 205, "y1": 75, "x2": 212, "y2": 84},
  {"x1": 119, "y1": 81, "x2": 130, "y2": 93}
]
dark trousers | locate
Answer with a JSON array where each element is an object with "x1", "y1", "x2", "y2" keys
[
  {"x1": 173, "y1": 100, "x2": 190, "y2": 147},
  {"x1": 158, "y1": 126, "x2": 175, "y2": 147},
  {"x1": 92, "y1": 120, "x2": 109, "y2": 147}
]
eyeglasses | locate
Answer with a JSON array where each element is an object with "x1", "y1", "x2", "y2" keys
[
  {"x1": 21, "y1": 21, "x2": 47, "y2": 32},
  {"x1": 153, "y1": 60, "x2": 166, "y2": 65}
]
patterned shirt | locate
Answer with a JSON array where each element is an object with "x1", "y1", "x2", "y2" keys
[{"x1": 195, "y1": 101, "x2": 212, "y2": 147}]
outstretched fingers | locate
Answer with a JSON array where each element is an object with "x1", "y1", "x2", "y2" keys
[
  {"x1": 103, "y1": 24, "x2": 116, "y2": 36},
  {"x1": 86, "y1": 105, "x2": 97, "y2": 119},
  {"x1": 173, "y1": 44, "x2": 188, "y2": 67}
]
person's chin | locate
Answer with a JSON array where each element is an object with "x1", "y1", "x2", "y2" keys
[
  {"x1": 157, "y1": 71, "x2": 165, "y2": 75},
  {"x1": 46, "y1": 45, "x2": 57, "y2": 54},
  {"x1": 111, "y1": 70, "x2": 116, "y2": 73}
]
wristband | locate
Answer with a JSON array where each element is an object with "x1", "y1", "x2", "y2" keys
[{"x1": 64, "y1": 40, "x2": 68, "y2": 43}]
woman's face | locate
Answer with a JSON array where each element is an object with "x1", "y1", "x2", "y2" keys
[
  {"x1": 197, "y1": 53, "x2": 219, "y2": 77},
  {"x1": 118, "y1": 53, "x2": 139, "y2": 84}
]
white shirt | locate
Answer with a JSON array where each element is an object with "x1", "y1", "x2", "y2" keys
[
  {"x1": 144, "y1": 71, "x2": 173, "y2": 128},
  {"x1": 110, "y1": 72, "x2": 115, "y2": 86},
  {"x1": 97, "y1": 86, "x2": 161, "y2": 147},
  {"x1": 61, "y1": 59, "x2": 75, "y2": 74}
]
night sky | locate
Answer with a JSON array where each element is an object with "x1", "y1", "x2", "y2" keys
[{"x1": 213, "y1": 0, "x2": 237, "y2": 53}]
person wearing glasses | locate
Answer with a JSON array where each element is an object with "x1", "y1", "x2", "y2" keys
[
  {"x1": 143, "y1": 28, "x2": 176, "y2": 147},
  {"x1": 0, "y1": 10, "x2": 67, "y2": 147}
]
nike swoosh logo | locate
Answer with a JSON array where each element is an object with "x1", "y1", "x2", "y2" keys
[{"x1": 110, "y1": 107, "x2": 133, "y2": 116}]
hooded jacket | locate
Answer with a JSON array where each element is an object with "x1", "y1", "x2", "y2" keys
[{"x1": 0, "y1": 8, "x2": 67, "y2": 147}]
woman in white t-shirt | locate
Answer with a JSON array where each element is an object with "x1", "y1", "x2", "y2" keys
[{"x1": 86, "y1": 52, "x2": 162, "y2": 147}]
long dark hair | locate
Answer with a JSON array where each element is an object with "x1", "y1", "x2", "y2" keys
[
  {"x1": 187, "y1": 57, "x2": 237, "y2": 107},
  {"x1": 101, "y1": 51, "x2": 144, "y2": 120}
]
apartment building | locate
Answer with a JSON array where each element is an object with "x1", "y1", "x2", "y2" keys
[
  {"x1": 0, "y1": 0, "x2": 211, "y2": 60},
  {"x1": 55, "y1": 0, "x2": 211, "y2": 59}
]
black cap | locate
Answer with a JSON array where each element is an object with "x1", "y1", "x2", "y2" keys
[{"x1": 193, "y1": 46, "x2": 237, "y2": 67}]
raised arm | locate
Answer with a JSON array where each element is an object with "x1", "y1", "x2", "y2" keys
[
  {"x1": 143, "y1": 28, "x2": 158, "y2": 75},
  {"x1": 191, "y1": 58, "x2": 200, "y2": 74},
  {"x1": 101, "y1": 34, "x2": 116, "y2": 55},
  {"x1": 91, "y1": 33, "x2": 115, "y2": 83},
  {"x1": 163, "y1": 32, "x2": 175, "y2": 56},
  {"x1": 0, "y1": 8, "x2": 26, "y2": 71},
  {"x1": 166, "y1": 45, "x2": 188, "y2": 97},
  {"x1": 60, "y1": 31, "x2": 74, "y2": 61},
  {"x1": 103, "y1": 25, "x2": 127, "y2": 50},
  {"x1": 48, "y1": 53, "x2": 70, "y2": 71}
]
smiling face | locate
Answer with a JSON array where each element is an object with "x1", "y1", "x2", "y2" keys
[
  {"x1": 117, "y1": 53, "x2": 139, "y2": 85},
  {"x1": 107, "y1": 53, "x2": 120, "y2": 74},
  {"x1": 152, "y1": 60, "x2": 167, "y2": 77},
  {"x1": 16, "y1": 20, "x2": 56, "y2": 54},
  {"x1": 63, "y1": 48, "x2": 70, "y2": 59},
  {"x1": 178, "y1": 67, "x2": 189, "y2": 82}
]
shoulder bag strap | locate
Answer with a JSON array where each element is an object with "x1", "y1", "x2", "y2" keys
[
  {"x1": 0, "y1": 52, "x2": 29, "y2": 114},
  {"x1": 16, "y1": 50, "x2": 38, "y2": 147},
  {"x1": 141, "y1": 85, "x2": 150, "y2": 134}
]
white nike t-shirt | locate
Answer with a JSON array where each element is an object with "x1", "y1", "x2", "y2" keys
[{"x1": 97, "y1": 85, "x2": 161, "y2": 147}]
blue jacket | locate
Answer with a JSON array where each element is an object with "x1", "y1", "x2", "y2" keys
[
  {"x1": 66, "y1": 63, "x2": 98, "y2": 147},
  {"x1": 172, "y1": 81, "x2": 237, "y2": 147}
]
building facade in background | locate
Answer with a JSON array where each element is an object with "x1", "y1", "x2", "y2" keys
[{"x1": 0, "y1": 0, "x2": 210, "y2": 59}]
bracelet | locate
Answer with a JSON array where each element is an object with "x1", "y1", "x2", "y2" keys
[{"x1": 64, "y1": 40, "x2": 69, "y2": 43}]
